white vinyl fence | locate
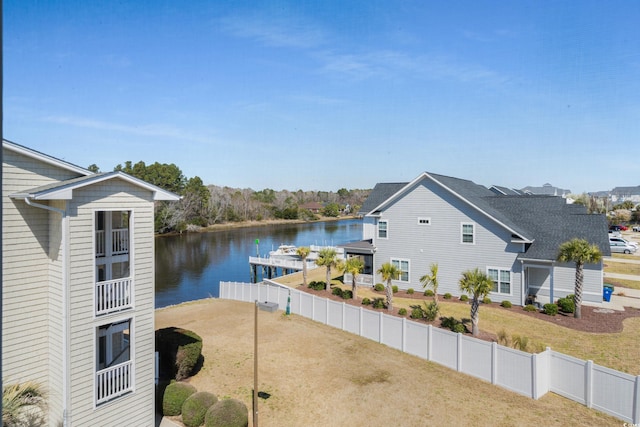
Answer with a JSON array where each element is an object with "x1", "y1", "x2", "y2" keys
[{"x1": 219, "y1": 281, "x2": 640, "y2": 423}]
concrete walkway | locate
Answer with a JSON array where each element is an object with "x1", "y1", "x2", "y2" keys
[{"x1": 158, "y1": 416, "x2": 182, "y2": 427}]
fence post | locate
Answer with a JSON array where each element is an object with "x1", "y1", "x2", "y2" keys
[
  {"x1": 531, "y1": 353, "x2": 538, "y2": 399},
  {"x1": 359, "y1": 307, "x2": 363, "y2": 337},
  {"x1": 491, "y1": 342, "x2": 498, "y2": 385},
  {"x1": 426, "y1": 325, "x2": 432, "y2": 361},
  {"x1": 311, "y1": 295, "x2": 316, "y2": 321},
  {"x1": 456, "y1": 333, "x2": 462, "y2": 372},
  {"x1": 585, "y1": 360, "x2": 593, "y2": 408},
  {"x1": 379, "y1": 312, "x2": 383, "y2": 344},
  {"x1": 633, "y1": 375, "x2": 640, "y2": 424},
  {"x1": 342, "y1": 302, "x2": 346, "y2": 331},
  {"x1": 401, "y1": 318, "x2": 406, "y2": 353},
  {"x1": 326, "y1": 298, "x2": 330, "y2": 325}
]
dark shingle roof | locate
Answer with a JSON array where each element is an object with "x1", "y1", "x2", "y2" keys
[{"x1": 360, "y1": 172, "x2": 610, "y2": 261}]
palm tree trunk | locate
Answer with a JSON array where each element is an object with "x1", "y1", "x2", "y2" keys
[
  {"x1": 386, "y1": 280, "x2": 393, "y2": 311},
  {"x1": 352, "y1": 275, "x2": 358, "y2": 299},
  {"x1": 302, "y1": 263, "x2": 308, "y2": 287},
  {"x1": 470, "y1": 298, "x2": 480, "y2": 336},
  {"x1": 325, "y1": 266, "x2": 331, "y2": 291},
  {"x1": 574, "y1": 262, "x2": 584, "y2": 319}
]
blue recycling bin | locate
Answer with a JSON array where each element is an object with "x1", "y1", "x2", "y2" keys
[{"x1": 603, "y1": 285, "x2": 613, "y2": 302}]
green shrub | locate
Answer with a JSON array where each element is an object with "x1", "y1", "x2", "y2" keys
[
  {"x1": 441, "y1": 316, "x2": 465, "y2": 333},
  {"x1": 182, "y1": 391, "x2": 218, "y2": 427},
  {"x1": 372, "y1": 298, "x2": 385, "y2": 309},
  {"x1": 482, "y1": 297, "x2": 492, "y2": 304},
  {"x1": 443, "y1": 293, "x2": 452, "y2": 300},
  {"x1": 523, "y1": 304, "x2": 538, "y2": 312},
  {"x1": 374, "y1": 283, "x2": 385, "y2": 292},
  {"x1": 392, "y1": 285, "x2": 399, "y2": 294},
  {"x1": 410, "y1": 306, "x2": 424, "y2": 319},
  {"x1": 308, "y1": 281, "x2": 325, "y2": 291},
  {"x1": 423, "y1": 301, "x2": 440, "y2": 321},
  {"x1": 557, "y1": 295, "x2": 575, "y2": 313},
  {"x1": 424, "y1": 289, "x2": 435, "y2": 297},
  {"x1": 398, "y1": 308, "x2": 407, "y2": 316},
  {"x1": 332, "y1": 287, "x2": 343, "y2": 297},
  {"x1": 341, "y1": 289, "x2": 353, "y2": 299},
  {"x1": 156, "y1": 327, "x2": 203, "y2": 381},
  {"x1": 163, "y1": 382, "x2": 197, "y2": 416},
  {"x1": 459, "y1": 294, "x2": 469, "y2": 302},
  {"x1": 543, "y1": 303, "x2": 558, "y2": 316},
  {"x1": 361, "y1": 297, "x2": 371, "y2": 305},
  {"x1": 500, "y1": 300, "x2": 512, "y2": 308},
  {"x1": 205, "y1": 398, "x2": 248, "y2": 427},
  {"x1": 407, "y1": 288, "x2": 414, "y2": 294}
]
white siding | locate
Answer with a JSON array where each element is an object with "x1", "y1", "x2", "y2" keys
[{"x1": 371, "y1": 178, "x2": 523, "y2": 304}]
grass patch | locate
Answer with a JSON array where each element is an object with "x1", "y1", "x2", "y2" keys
[
  {"x1": 605, "y1": 278, "x2": 640, "y2": 291},
  {"x1": 612, "y1": 253, "x2": 640, "y2": 261},
  {"x1": 604, "y1": 261, "x2": 640, "y2": 276}
]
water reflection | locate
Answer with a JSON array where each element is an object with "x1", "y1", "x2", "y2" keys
[{"x1": 155, "y1": 219, "x2": 362, "y2": 308}]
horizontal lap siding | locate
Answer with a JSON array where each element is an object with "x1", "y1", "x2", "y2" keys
[
  {"x1": 554, "y1": 262, "x2": 603, "y2": 303},
  {"x1": 3, "y1": 150, "x2": 76, "y2": 426},
  {"x1": 373, "y1": 180, "x2": 522, "y2": 303},
  {"x1": 67, "y1": 181, "x2": 156, "y2": 426}
]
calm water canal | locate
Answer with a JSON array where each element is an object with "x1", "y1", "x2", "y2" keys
[{"x1": 154, "y1": 219, "x2": 363, "y2": 308}]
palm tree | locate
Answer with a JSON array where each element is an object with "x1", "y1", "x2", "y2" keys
[
  {"x1": 459, "y1": 268, "x2": 493, "y2": 337},
  {"x1": 2, "y1": 381, "x2": 46, "y2": 426},
  {"x1": 315, "y1": 248, "x2": 339, "y2": 291},
  {"x1": 342, "y1": 257, "x2": 364, "y2": 299},
  {"x1": 296, "y1": 246, "x2": 311, "y2": 287},
  {"x1": 377, "y1": 262, "x2": 400, "y2": 311},
  {"x1": 420, "y1": 263, "x2": 439, "y2": 305},
  {"x1": 556, "y1": 238, "x2": 603, "y2": 319}
]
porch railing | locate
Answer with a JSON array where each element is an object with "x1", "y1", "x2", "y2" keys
[
  {"x1": 95, "y1": 228, "x2": 129, "y2": 257},
  {"x1": 96, "y1": 360, "x2": 133, "y2": 405},
  {"x1": 343, "y1": 273, "x2": 374, "y2": 287},
  {"x1": 96, "y1": 278, "x2": 132, "y2": 316}
]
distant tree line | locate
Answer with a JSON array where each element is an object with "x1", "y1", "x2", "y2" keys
[{"x1": 89, "y1": 161, "x2": 370, "y2": 233}]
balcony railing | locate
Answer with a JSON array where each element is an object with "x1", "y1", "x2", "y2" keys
[
  {"x1": 96, "y1": 360, "x2": 133, "y2": 405},
  {"x1": 95, "y1": 228, "x2": 129, "y2": 257},
  {"x1": 343, "y1": 273, "x2": 374, "y2": 287},
  {"x1": 96, "y1": 278, "x2": 132, "y2": 316}
]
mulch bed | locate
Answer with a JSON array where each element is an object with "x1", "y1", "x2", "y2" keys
[{"x1": 300, "y1": 286, "x2": 640, "y2": 338}]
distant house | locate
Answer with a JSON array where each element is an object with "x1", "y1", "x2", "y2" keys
[
  {"x1": 610, "y1": 186, "x2": 640, "y2": 204},
  {"x1": 357, "y1": 172, "x2": 609, "y2": 306},
  {"x1": 300, "y1": 201, "x2": 324, "y2": 214},
  {"x1": 2, "y1": 140, "x2": 180, "y2": 426},
  {"x1": 520, "y1": 183, "x2": 571, "y2": 197}
]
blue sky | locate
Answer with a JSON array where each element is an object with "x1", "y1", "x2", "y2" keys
[{"x1": 4, "y1": 1, "x2": 639, "y2": 193}]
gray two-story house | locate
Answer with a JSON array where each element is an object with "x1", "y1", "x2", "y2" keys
[{"x1": 357, "y1": 172, "x2": 610, "y2": 306}]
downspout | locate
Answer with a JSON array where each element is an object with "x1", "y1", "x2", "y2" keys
[
  {"x1": 24, "y1": 198, "x2": 72, "y2": 427},
  {"x1": 520, "y1": 259, "x2": 525, "y2": 306}
]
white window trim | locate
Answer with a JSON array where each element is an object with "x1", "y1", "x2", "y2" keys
[
  {"x1": 417, "y1": 217, "x2": 431, "y2": 225},
  {"x1": 390, "y1": 258, "x2": 410, "y2": 282},
  {"x1": 461, "y1": 222, "x2": 475, "y2": 244},
  {"x1": 487, "y1": 267, "x2": 512, "y2": 296},
  {"x1": 378, "y1": 219, "x2": 389, "y2": 240}
]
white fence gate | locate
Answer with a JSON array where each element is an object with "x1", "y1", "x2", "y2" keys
[{"x1": 219, "y1": 281, "x2": 640, "y2": 423}]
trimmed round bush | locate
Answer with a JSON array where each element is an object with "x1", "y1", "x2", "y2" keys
[
  {"x1": 372, "y1": 298, "x2": 385, "y2": 309},
  {"x1": 410, "y1": 307, "x2": 424, "y2": 319},
  {"x1": 424, "y1": 289, "x2": 435, "y2": 297},
  {"x1": 523, "y1": 304, "x2": 538, "y2": 312},
  {"x1": 543, "y1": 303, "x2": 558, "y2": 316},
  {"x1": 407, "y1": 288, "x2": 414, "y2": 294},
  {"x1": 374, "y1": 283, "x2": 385, "y2": 292},
  {"x1": 482, "y1": 297, "x2": 492, "y2": 304},
  {"x1": 205, "y1": 398, "x2": 248, "y2": 427},
  {"x1": 398, "y1": 308, "x2": 407, "y2": 316},
  {"x1": 341, "y1": 289, "x2": 353, "y2": 299},
  {"x1": 459, "y1": 294, "x2": 469, "y2": 302},
  {"x1": 500, "y1": 300, "x2": 512, "y2": 308},
  {"x1": 182, "y1": 392, "x2": 218, "y2": 427},
  {"x1": 392, "y1": 285, "x2": 399, "y2": 294},
  {"x1": 332, "y1": 287, "x2": 343, "y2": 297},
  {"x1": 163, "y1": 382, "x2": 197, "y2": 416},
  {"x1": 361, "y1": 297, "x2": 371, "y2": 305},
  {"x1": 443, "y1": 293, "x2": 452, "y2": 300},
  {"x1": 557, "y1": 296, "x2": 575, "y2": 313}
]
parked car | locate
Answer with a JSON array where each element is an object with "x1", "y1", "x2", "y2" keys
[
  {"x1": 633, "y1": 225, "x2": 640, "y2": 232},
  {"x1": 609, "y1": 230, "x2": 622, "y2": 238},
  {"x1": 609, "y1": 225, "x2": 628, "y2": 231},
  {"x1": 609, "y1": 236, "x2": 639, "y2": 249},
  {"x1": 610, "y1": 240, "x2": 638, "y2": 254}
]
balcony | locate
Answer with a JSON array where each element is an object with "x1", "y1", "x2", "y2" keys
[
  {"x1": 96, "y1": 228, "x2": 129, "y2": 257},
  {"x1": 96, "y1": 360, "x2": 133, "y2": 405},
  {"x1": 96, "y1": 278, "x2": 132, "y2": 316}
]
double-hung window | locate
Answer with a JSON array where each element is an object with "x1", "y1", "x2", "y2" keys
[
  {"x1": 488, "y1": 268, "x2": 511, "y2": 294},
  {"x1": 391, "y1": 259, "x2": 409, "y2": 282},
  {"x1": 378, "y1": 220, "x2": 388, "y2": 239},
  {"x1": 461, "y1": 223, "x2": 475, "y2": 244}
]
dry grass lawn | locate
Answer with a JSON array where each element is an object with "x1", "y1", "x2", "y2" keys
[{"x1": 157, "y1": 299, "x2": 621, "y2": 427}]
